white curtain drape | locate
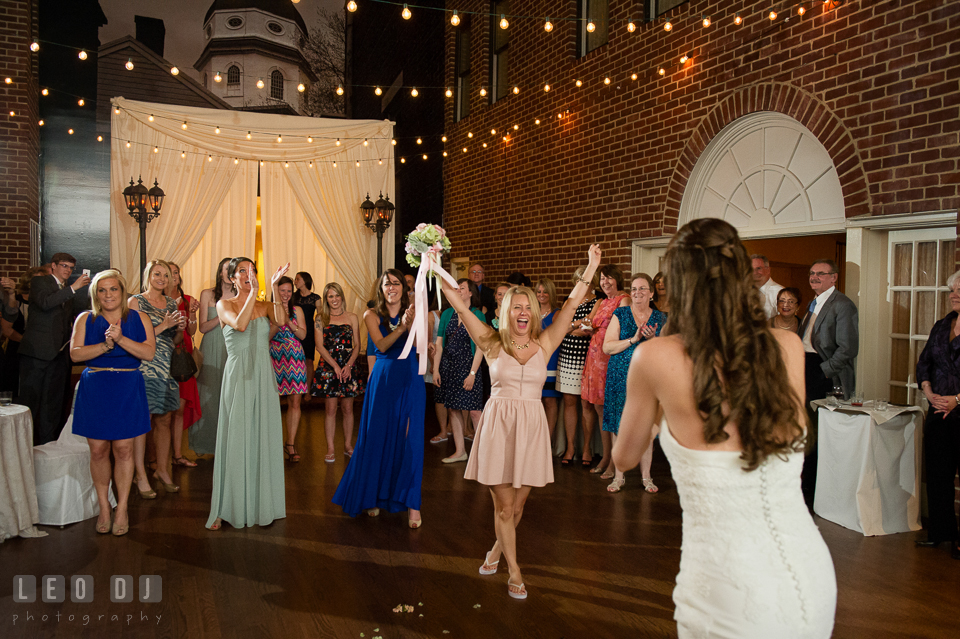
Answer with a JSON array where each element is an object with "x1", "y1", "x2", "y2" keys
[{"x1": 109, "y1": 97, "x2": 394, "y2": 305}]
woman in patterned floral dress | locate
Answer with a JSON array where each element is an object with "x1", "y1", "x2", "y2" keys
[
  {"x1": 311, "y1": 282, "x2": 364, "y2": 462},
  {"x1": 580, "y1": 264, "x2": 629, "y2": 475},
  {"x1": 269, "y1": 276, "x2": 308, "y2": 462},
  {"x1": 129, "y1": 260, "x2": 186, "y2": 497}
]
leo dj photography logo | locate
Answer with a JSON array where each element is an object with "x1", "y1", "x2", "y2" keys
[{"x1": 11, "y1": 576, "x2": 162, "y2": 627}]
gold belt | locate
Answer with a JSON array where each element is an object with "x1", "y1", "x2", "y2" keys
[{"x1": 86, "y1": 367, "x2": 139, "y2": 372}]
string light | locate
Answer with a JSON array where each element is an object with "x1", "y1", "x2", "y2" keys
[
  {"x1": 627, "y1": 22, "x2": 636, "y2": 33},
  {"x1": 445, "y1": 88, "x2": 452, "y2": 97},
  {"x1": 375, "y1": 86, "x2": 382, "y2": 96},
  {"x1": 378, "y1": 159, "x2": 382, "y2": 165},
  {"x1": 68, "y1": 129, "x2": 74, "y2": 134},
  {"x1": 234, "y1": 158, "x2": 239, "y2": 164},
  {"x1": 78, "y1": 50, "x2": 87, "y2": 60},
  {"x1": 587, "y1": 21, "x2": 596, "y2": 33},
  {"x1": 400, "y1": 157, "x2": 405, "y2": 163},
  {"x1": 513, "y1": 124, "x2": 518, "y2": 130},
  {"x1": 347, "y1": 0, "x2": 357, "y2": 11},
  {"x1": 38, "y1": 119, "x2": 44, "y2": 125},
  {"x1": 401, "y1": 4, "x2": 411, "y2": 20},
  {"x1": 125, "y1": 58, "x2": 134, "y2": 70},
  {"x1": 604, "y1": 77, "x2": 611, "y2": 85},
  {"x1": 482, "y1": 142, "x2": 487, "y2": 148},
  {"x1": 356, "y1": 160, "x2": 361, "y2": 166},
  {"x1": 664, "y1": 20, "x2": 673, "y2": 32},
  {"x1": 363, "y1": 138, "x2": 369, "y2": 146},
  {"x1": 114, "y1": 107, "x2": 120, "y2": 114},
  {"x1": 535, "y1": 119, "x2": 540, "y2": 125},
  {"x1": 422, "y1": 154, "x2": 427, "y2": 160},
  {"x1": 391, "y1": 138, "x2": 396, "y2": 145},
  {"x1": 336, "y1": 84, "x2": 344, "y2": 95},
  {"x1": 126, "y1": 141, "x2": 131, "y2": 148},
  {"x1": 336, "y1": 138, "x2": 341, "y2": 146},
  {"x1": 467, "y1": 132, "x2": 473, "y2": 138},
  {"x1": 410, "y1": 87, "x2": 418, "y2": 97},
  {"x1": 277, "y1": 134, "x2": 282, "y2": 143},
  {"x1": 798, "y1": 6, "x2": 806, "y2": 15},
  {"x1": 658, "y1": 67, "x2": 666, "y2": 76},
  {"x1": 30, "y1": 41, "x2": 39, "y2": 52},
  {"x1": 215, "y1": 126, "x2": 220, "y2": 134},
  {"x1": 631, "y1": 73, "x2": 638, "y2": 81},
  {"x1": 257, "y1": 78, "x2": 264, "y2": 89},
  {"x1": 170, "y1": 66, "x2": 179, "y2": 76},
  {"x1": 575, "y1": 79, "x2": 582, "y2": 87},
  {"x1": 308, "y1": 136, "x2": 313, "y2": 143},
  {"x1": 544, "y1": 84, "x2": 550, "y2": 92},
  {"x1": 148, "y1": 114, "x2": 154, "y2": 121},
  {"x1": 97, "y1": 135, "x2": 102, "y2": 141},
  {"x1": 769, "y1": 10, "x2": 777, "y2": 20},
  {"x1": 443, "y1": 151, "x2": 448, "y2": 157},
  {"x1": 479, "y1": 87, "x2": 487, "y2": 97},
  {"x1": 181, "y1": 121, "x2": 188, "y2": 129},
  {"x1": 544, "y1": 19, "x2": 553, "y2": 32},
  {"x1": 441, "y1": 135, "x2": 447, "y2": 142},
  {"x1": 680, "y1": 54, "x2": 689, "y2": 64},
  {"x1": 285, "y1": 162, "x2": 289, "y2": 168},
  {"x1": 309, "y1": 161, "x2": 314, "y2": 167},
  {"x1": 246, "y1": 131, "x2": 252, "y2": 139},
  {"x1": 207, "y1": 155, "x2": 212, "y2": 162},
  {"x1": 499, "y1": 15, "x2": 509, "y2": 30},
  {"x1": 734, "y1": 14, "x2": 743, "y2": 25},
  {"x1": 77, "y1": 98, "x2": 85, "y2": 106},
  {"x1": 462, "y1": 147, "x2": 467, "y2": 153},
  {"x1": 451, "y1": 10, "x2": 460, "y2": 26},
  {"x1": 512, "y1": 86, "x2": 519, "y2": 94},
  {"x1": 702, "y1": 16, "x2": 711, "y2": 27},
  {"x1": 3, "y1": 78, "x2": 10, "y2": 84},
  {"x1": 214, "y1": 71, "x2": 222, "y2": 82},
  {"x1": 42, "y1": 88, "x2": 49, "y2": 96},
  {"x1": 153, "y1": 146, "x2": 158, "y2": 153},
  {"x1": 490, "y1": 128, "x2": 496, "y2": 135},
  {"x1": 297, "y1": 83, "x2": 305, "y2": 92}
]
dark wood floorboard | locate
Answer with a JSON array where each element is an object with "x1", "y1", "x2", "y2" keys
[{"x1": 2, "y1": 394, "x2": 958, "y2": 638}]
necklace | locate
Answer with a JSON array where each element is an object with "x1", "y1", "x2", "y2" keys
[
  {"x1": 330, "y1": 309, "x2": 344, "y2": 317},
  {"x1": 511, "y1": 340, "x2": 530, "y2": 350},
  {"x1": 388, "y1": 315, "x2": 402, "y2": 332},
  {"x1": 774, "y1": 316, "x2": 797, "y2": 330}
]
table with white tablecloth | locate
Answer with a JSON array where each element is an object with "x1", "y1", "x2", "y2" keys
[
  {"x1": 0, "y1": 404, "x2": 47, "y2": 541},
  {"x1": 813, "y1": 399, "x2": 923, "y2": 536}
]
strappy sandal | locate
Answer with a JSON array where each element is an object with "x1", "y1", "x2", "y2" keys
[
  {"x1": 607, "y1": 477, "x2": 625, "y2": 493},
  {"x1": 643, "y1": 478, "x2": 659, "y2": 493},
  {"x1": 284, "y1": 444, "x2": 301, "y2": 463},
  {"x1": 172, "y1": 456, "x2": 197, "y2": 467}
]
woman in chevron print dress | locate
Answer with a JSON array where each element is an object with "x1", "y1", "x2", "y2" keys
[{"x1": 269, "y1": 276, "x2": 308, "y2": 462}]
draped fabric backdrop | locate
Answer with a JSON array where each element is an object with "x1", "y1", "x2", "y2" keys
[{"x1": 109, "y1": 97, "x2": 395, "y2": 321}]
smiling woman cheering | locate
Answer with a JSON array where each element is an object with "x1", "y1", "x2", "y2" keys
[{"x1": 440, "y1": 244, "x2": 601, "y2": 601}]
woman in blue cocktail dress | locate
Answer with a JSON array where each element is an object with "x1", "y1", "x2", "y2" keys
[{"x1": 333, "y1": 269, "x2": 425, "y2": 527}]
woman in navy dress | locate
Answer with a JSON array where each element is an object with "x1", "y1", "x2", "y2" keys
[
  {"x1": 70, "y1": 270, "x2": 156, "y2": 536},
  {"x1": 332, "y1": 269, "x2": 424, "y2": 527},
  {"x1": 536, "y1": 278, "x2": 562, "y2": 440}
]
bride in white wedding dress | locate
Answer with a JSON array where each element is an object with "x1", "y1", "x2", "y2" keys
[{"x1": 613, "y1": 218, "x2": 836, "y2": 639}]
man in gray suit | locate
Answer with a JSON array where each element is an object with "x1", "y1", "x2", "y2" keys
[
  {"x1": 799, "y1": 258, "x2": 859, "y2": 507},
  {"x1": 15, "y1": 253, "x2": 91, "y2": 444}
]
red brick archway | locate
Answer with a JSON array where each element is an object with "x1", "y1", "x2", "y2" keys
[{"x1": 662, "y1": 82, "x2": 871, "y2": 234}]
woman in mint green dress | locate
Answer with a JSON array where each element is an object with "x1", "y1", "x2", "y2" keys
[{"x1": 206, "y1": 257, "x2": 290, "y2": 530}]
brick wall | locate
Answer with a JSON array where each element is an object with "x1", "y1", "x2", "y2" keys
[
  {"x1": 442, "y1": 0, "x2": 959, "y2": 512},
  {"x1": 442, "y1": 0, "x2": 959, "y2": 280},
  {"x1": 0, "y1": 0, "x2": 39, "y2": 276}
]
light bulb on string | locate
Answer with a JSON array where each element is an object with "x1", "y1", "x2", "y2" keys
[
  {"x1": 490, "y1": 129, "x2": 496, "y2": 135},
  {"x1": 363, "y1": 138, "x2": 369, "y2": 146},
  {"x1": 42, "y1": 88, "x2": 49, "y2": 96},
  {"x1": 356, "y1": 160, "x2": 361, "y2": 167},
  {"x1": 702, "y1": 16, "x2": 711, "y2": 27},
  {"x1": 234, "y1": 158, "x2": 239, "y2": 164},
  {"x1": 410, "y1": 87, "x2": 418, "y2": 97},
  {"x1": 544, "y1": 19, "x2": 553, "y2": 32},
  {"x1": 734, "y1": 14, "x2": 743, "y2": 25},
  {"x1": 479, "y1": 87, "x2": 487, "y2": 97},
  {"x1": 246, "y1": 131, "x2": 252, "y2": 139},
  {"x1": 482, "y1": 143, "x2": 487, "y2": 148},
  {"x1": 422, "y1": 154, "x2": 427, "y2": 160},
  {"x1": 30, "y1": 41, "x2": 39, "y2": 52},
  {"x1": 441, "y1": 135, "x2": 447, "y2": 142},
  {"x1": 378, "y1": 159, "x2": 382, "y2": 165},
  {"x1": 462, "y1": 147, "x2": 467, "y2": 153},
  {"x1": 38, "y1": 119, "x2": 44, "y2": 125},
  {"x1": 587, "y1": 21, "x2": 596, "y2": 33},
  {"x1": 375, "y1": 86, "x2": 382, "y2": 96},
  {"x1": 257, "y1": 78, "x2": 264, "y2": 89},
  {"x1": 78, "y1": 98, "x2": 85, "y2": 106},
  {"x1": 153, "y1": 146, "x2": 158, "y2": 153},
  {"x1": 451, "y1": 11, "x2": 460, "y2": 26},
  {"x1": 297, "y1": 83, "x2": 305, "y2": 92},
  {"x1": 401, "y1": 4, "x2": 411, "y2": 20},
  {"x1": 400, "y1": 157, "x2": 405, "y2": 163},
  {"x1": 680, "y1": 54, "x2": 689, "y2": 64},
  {"x1": 658, "y1": 67, "x2": 666, "y2": 76},
  {"x1": 214, "y1": 71, "x2": 222, "y2": 82},
  {"x1": 336, "y1": 84, "x2": 344, "y2": 95},
  {"x1": 125, "y1": 58, "x2": 134, "y2": 70},
  {"x1": 277, "y1": 135, "x2": 282, "y2": 143},
  {"x1": 575, "y1": 79, "x2": 582, "y2": 87},
  {"x1": 443, "y1": 151, "x2": 448, "y2": 157},
  {"x1": 181, "y1": 151, "x2": 185, "y2": 158},
  {"x1": 260, "y1": 161, "x2": 264, "y2": 166},
  {"x1": 445, "y1": 87, "x2": 452, "y2": 98},
  {"x1": 97, "y1": 135, "x2": 102, "y2": 141},
  {"x1": 285, "y1": 162, "x2": 289, "y2": 168},
  {"x1": 4, "y1": 78, "x2": 11, "y2": 84},
  {"x1": 78, "y1": 50, "x2": 87, "y2": 60},
  {"x1": 416, "y1": 137, "x2": 422, "y2": 145},
  {"x1": 181, "y1": 121, "x2": 188, "y2": 129},
  {"x1": 628, "y1": 22, "x2": 636, "y2": 33},
  {"x1": 499, "y1": 15, "x2": 509, "y2": 30},
  {"x1": 769, "y1": 10, "x2": 777, "y2": 20},
  {"x1": 391, "y1": 138, "x2": 396, "y2": 145},
  {"x1": 126, "y1": 141, "x2": 131, "y2": 148},
  {"x1": 114, "y1": 107, "x2": 120, "y2": 114},
  {"x1": 467, "y1": 132, "x2": 473, "y2": 138},
  {"x1": 535, "y1": 119, "x2": 540, "y2": 125},
  {"x1": 544, "y1": 84, "x2": 550, "y2": 92},
  {"x1": 308, "y1": 136, "x2": 313, "y2": 143},
  {"x1": 347, "y1": 1, "x2": 357, "y2": 12},
  {"x1": 170, "y1": 66, "x2": 179, "y2": 75},
  {"x1": 512, "y1": 86, "x2": 519, "y2": 94},
  {"x1": 664, "y1": 20, "x2": 673, "y2": 31},
  {"x1": 336, "y1": 138, "x2": 341, "y2": 146},
  {"x1": 798, "y1": 6, "x2": 806, "y2": 15},
  {"x1": 513, "y1": 124, "x2": 518, "y2": 130},
  {"x1": 68, "y1": 129, "x2": 74, "y2": 135},
  {"x1": 309, "y1": 161, "x2": 314, "y2": 167},
  {"x1": 215, "y1": 126, "x2": 220, "y2": 134},
  {"x1": 604, "y1": 77, "x2": 611, "y2": 85},
  {"x1": 631, "y1": 73, "x2": 638, "y2": 80},
  {"x1": 208, "y1": 155, "x2": 212, "y2": 162}
]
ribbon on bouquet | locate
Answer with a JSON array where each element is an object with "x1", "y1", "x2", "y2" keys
[{"x1": 399, "y1": 253, "x2": 458, "y2": 374}]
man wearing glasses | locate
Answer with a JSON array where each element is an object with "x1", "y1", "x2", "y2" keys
[
  {"x1": 468, "y1": 263, "x2": 496, "y2": 324},
  {"x1": 17, "y1": 253, "x2": 91, "y2": 444},
  {"x1": 799, "y1": 258, "x2": 859, "y2": 507}
]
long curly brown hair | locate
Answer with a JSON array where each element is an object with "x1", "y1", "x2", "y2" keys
[{"x1": 665, "y1": 218, "x2": 805, "y2": 471}]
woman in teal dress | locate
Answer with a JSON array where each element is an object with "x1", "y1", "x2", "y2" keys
[
  {"x1": 206, "y1": 257, "x2": 290, "y2": 530},
  {"x1": 601, "y1": 273, "x2": 665, "y2": 494},
  {"x1": 189, "y1": 257, "x2": 234, "y2": 456}
]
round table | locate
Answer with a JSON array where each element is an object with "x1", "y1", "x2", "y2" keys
[{"x1": 0, "y1": 404, "x2": 45, "y2": 541}]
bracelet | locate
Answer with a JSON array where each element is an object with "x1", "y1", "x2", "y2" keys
[
  {"x1": 576, "y1": 275, "x2": 590, "y2": 285},
  {"x1": 469, "y1": 370, "x2": 476, "y2": 376}
]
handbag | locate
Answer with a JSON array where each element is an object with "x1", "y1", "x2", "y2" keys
[{"x1": 170, "y1": 337, "x2": 198, "y2": 382}]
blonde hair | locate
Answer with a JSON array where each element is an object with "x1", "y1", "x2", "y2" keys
[
  {"x1": 90, "y1": 269, "x2": 130, "y2": 319},
  {"x1": 535, "y1": 277, "x2": 558, "y2": 311},
  {"x1": 141, "y1": 259, "x2": 172, "y2": 293},
  {"x1": 319, "y1": 281, "x2": 347, "y2": 326},
  {"x1": 480, "y1": 286, "x2": 542, "y2": 358},
  {"x1": 572, "y1": 265, "x2": 598, "y2": 290}
]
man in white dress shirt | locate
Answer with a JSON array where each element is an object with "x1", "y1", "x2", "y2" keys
[{"x1": 751, "y1": 254, "x2": 784, "y2": 319}]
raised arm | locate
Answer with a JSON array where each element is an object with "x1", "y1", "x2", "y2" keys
[
  {"x1": 269, "y1": 264, "x2": 291, "y2": 327},
  {"x1": 540, "y1": 244, "x2": 601, "y2": 355}
]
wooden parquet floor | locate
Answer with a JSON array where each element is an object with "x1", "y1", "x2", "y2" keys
[{"x1": 2, "y1": 397, "x2": 958, "y2": 638}]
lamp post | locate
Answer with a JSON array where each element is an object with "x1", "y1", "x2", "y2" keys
[
  {"x1": 361, "y1": 192, "x2": 395, "y2": 276},
  {"x1": 123, "y1": 176, "x2": 164, "y2": 288}
]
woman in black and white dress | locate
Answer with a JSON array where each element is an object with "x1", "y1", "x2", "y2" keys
[{"x1": 556, "y1": 267, "x2": 597, "y2": 465}]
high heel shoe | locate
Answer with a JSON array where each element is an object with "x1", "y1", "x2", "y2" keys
[
  {"x1": 408, "y1": 514, "x2": 422, "y2": 529},
  {"x1": 284, "y1": 444, "x2": 301, "y2": 463},
  {"x1": 152, "y1": 472, "x2": 179, "y2": 493},
  {"x1": 133, "y1": 477, "x2": 157, "y2": 500}
]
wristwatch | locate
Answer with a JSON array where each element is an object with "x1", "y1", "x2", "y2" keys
[{"x1": 469, "y1": 370, "x2": 476, "y2": 376}]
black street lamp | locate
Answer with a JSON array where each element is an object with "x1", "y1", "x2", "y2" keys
[
  {"x1": 123, "y1": 176, "x2": 164, "y2": 288},
  {"x1": 361, "y1": 192, "x2": 395, "y2": 276}
]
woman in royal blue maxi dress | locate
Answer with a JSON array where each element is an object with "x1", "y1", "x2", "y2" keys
[{"x1": 332, "y1": 269, "x2": 425, "y2": 526}]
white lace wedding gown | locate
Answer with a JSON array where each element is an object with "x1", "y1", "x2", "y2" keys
[{"x1": 659, "y1": 420, "x2": 837, "y2": 639}]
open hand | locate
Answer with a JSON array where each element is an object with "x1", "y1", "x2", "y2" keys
[
  {"x1": 401, "y1": 305, "x2": 416, "y2": 329},
  {"x1": 0, "y1": 276, "x2": 14, "y2": 293},
  {"x1": 270, "y1": 263, "x2": 290, "y2": 288}
]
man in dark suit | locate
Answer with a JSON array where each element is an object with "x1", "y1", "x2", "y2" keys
[
  {"x1": 468, "y1": 263, "x2": 497, "y2": 324},
  {"x1": 17, "y1": 253, "x2": 90, "y2": 445},
  {"x1": 799, "y1": 258, "x2": 859, "y2": 507}
]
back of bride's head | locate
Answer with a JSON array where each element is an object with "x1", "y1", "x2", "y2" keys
[{"x1": 665, "y1": 218, "x2": 804, "y2": 470}]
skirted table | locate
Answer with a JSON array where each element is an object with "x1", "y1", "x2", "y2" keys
[
  {"x1": 0, "y1": 405, "x2": 47, "y2": 541},
  {"x1": 812, "y1": 399, "x2": 923, "y2": 536}
]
